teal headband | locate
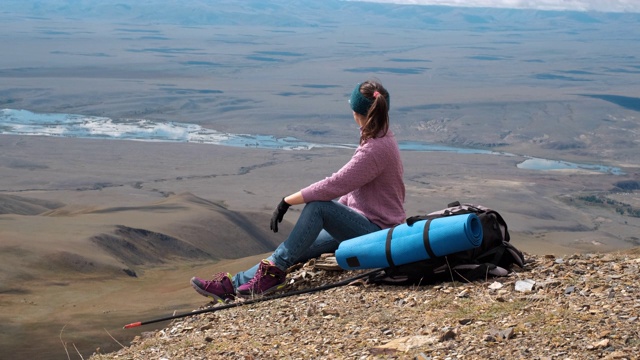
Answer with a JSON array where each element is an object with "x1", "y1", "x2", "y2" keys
[
  {"x1": 349, "y1": 83, "x2": 373, "y2": 116},
  {"x1": 348, "y1": 83, "x2": 390, "y2": 116}
]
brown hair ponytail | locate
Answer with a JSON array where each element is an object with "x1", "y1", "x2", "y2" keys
[{"x1": 358, "y1": 80, "x2": 390, "y2": 144}]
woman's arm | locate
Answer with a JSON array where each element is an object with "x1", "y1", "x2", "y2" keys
[
  {"x1": 300, "y1": 143, "x2": 382, "y2": 203},
  {"x1": 284, "y1": 191, "x2": 305, "y2": 206}
]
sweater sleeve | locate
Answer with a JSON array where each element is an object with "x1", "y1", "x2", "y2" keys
[{"x1": 301, "y1": 143, "x2": 383, "y2": 203}]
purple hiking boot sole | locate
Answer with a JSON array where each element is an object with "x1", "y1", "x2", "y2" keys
[
  {"x1": 236, "y1": 282, "x2": 287, "y2": 298},
  {"x1": 190, "y1": 277, "x2": 233, "y2": 304}
]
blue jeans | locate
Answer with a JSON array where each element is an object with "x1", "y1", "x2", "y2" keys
[{"x1": 232, "y1": 200, "x2": 381, "y2": 288}]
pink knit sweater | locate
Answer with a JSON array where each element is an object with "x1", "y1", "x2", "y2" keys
[{"x1": 300, "y1": 131, "x2": 405, "y2": 229}]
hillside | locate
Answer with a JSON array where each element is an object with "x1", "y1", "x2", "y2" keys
[
  {"x1": 0, "y1": 191, "x2": 290, "y2": 360},
  {"x1": 90, "y1": 250, "x2": 640, "y2": 359},
  {"x1": 0, "y1": 194, "x2": 63, "y2": 215},
  {"x1": 1, "y1": 192, "x2": 287, "y2": 278}
]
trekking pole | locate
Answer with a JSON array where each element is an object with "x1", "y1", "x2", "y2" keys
[{"x1": 123, "y1": 268, "x2": 383, "y2": 329}]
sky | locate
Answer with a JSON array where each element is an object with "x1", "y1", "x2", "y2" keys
[{"x1": 354, "y1": 0, "x2": 640, "y2": 13}]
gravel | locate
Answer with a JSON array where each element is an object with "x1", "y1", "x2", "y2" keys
[{"x1": 90, "y1": 250, "x2": 640, "y2": 360}]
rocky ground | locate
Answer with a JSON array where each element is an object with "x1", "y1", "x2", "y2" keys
[{"x1": 89, "y1": 250, "x2": 640, "y2": 360}]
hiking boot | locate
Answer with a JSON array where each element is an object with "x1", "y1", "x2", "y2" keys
[
  {"x1": 190, "y1": 272, "x2": 235, "y2": 304},
  {"x1": 237, "y1": 259, "x2": 286, "y2": 297}
]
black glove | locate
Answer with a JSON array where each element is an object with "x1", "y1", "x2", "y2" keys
[{"x1": 270, "y1": 198, "x2": 291, "y2": 233}]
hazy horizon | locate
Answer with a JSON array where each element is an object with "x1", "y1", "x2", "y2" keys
[{"x1": 351, "y1": 0, "x2": 640, "y2": 13}]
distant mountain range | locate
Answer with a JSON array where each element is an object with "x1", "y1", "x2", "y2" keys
[{"x1": 4, "y1": 0, "x2": 640, "y2": 29}]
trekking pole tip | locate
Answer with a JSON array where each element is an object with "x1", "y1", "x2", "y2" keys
[{"x1": 123, "y1": 321, "x2": 142, "y2": 329}]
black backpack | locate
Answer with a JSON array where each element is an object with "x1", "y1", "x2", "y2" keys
[{"x1": 370, "y1": 201, "x2": 525, "y2": 286}]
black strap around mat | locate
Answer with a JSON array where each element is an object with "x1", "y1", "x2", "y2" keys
[
  {"x1": 422, "y1": 219, "x2": 437, "y2": 259},
  {"x1": 385, "y1": 226, "x2": 396, "y2": 268}
]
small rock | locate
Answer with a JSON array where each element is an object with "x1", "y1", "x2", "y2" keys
[
  {"x1": 501, "y1": 327, "x2": 515, "y2": 340},
  {"x1": 590, "y1": 339, "x2": 610, "y2": 349},
  {"x1": 372, "y1": 335, "x2": 438, "y2": 352},
  {"x1": 369, "y1": 347, "x2": 399, "y2": 355},
  {"x1": 439, "y1": 329, "x2": 457, "y2": 342},
  {"x1": 321, "y1": 309, "x2": 340, "y2": 317},
  {"x1": 602, "y1": 351, "x2": 627, "y2": 359},
  {"x1": 515, "y1": 279, "x2": 535, "y2": 293},
  {"x1": 306, "y1": 304, "x2": 317, "y2": 316},
  {"x1": 488, "y1": 328, "x2": 515, "y2": 341},
  {"x1": 483, "y1": 335, "x2": 497, "y2": 342}
]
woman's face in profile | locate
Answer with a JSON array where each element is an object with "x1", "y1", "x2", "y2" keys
[{"x1": 353, "y1": 111, "x2": 365, "y2": 127}]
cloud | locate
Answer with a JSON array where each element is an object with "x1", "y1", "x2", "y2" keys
[{"x1": 350, "y1": 0, "x2": 640, "y2": 13}]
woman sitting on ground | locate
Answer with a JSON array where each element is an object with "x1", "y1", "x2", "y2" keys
[{"x1": 191, "y1": 79, "x2": 406, "y2": 301}]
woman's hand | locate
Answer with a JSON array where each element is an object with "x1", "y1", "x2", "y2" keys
[{"x1": 270, "y1": 198, "x2": 291, "y2": 233}]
